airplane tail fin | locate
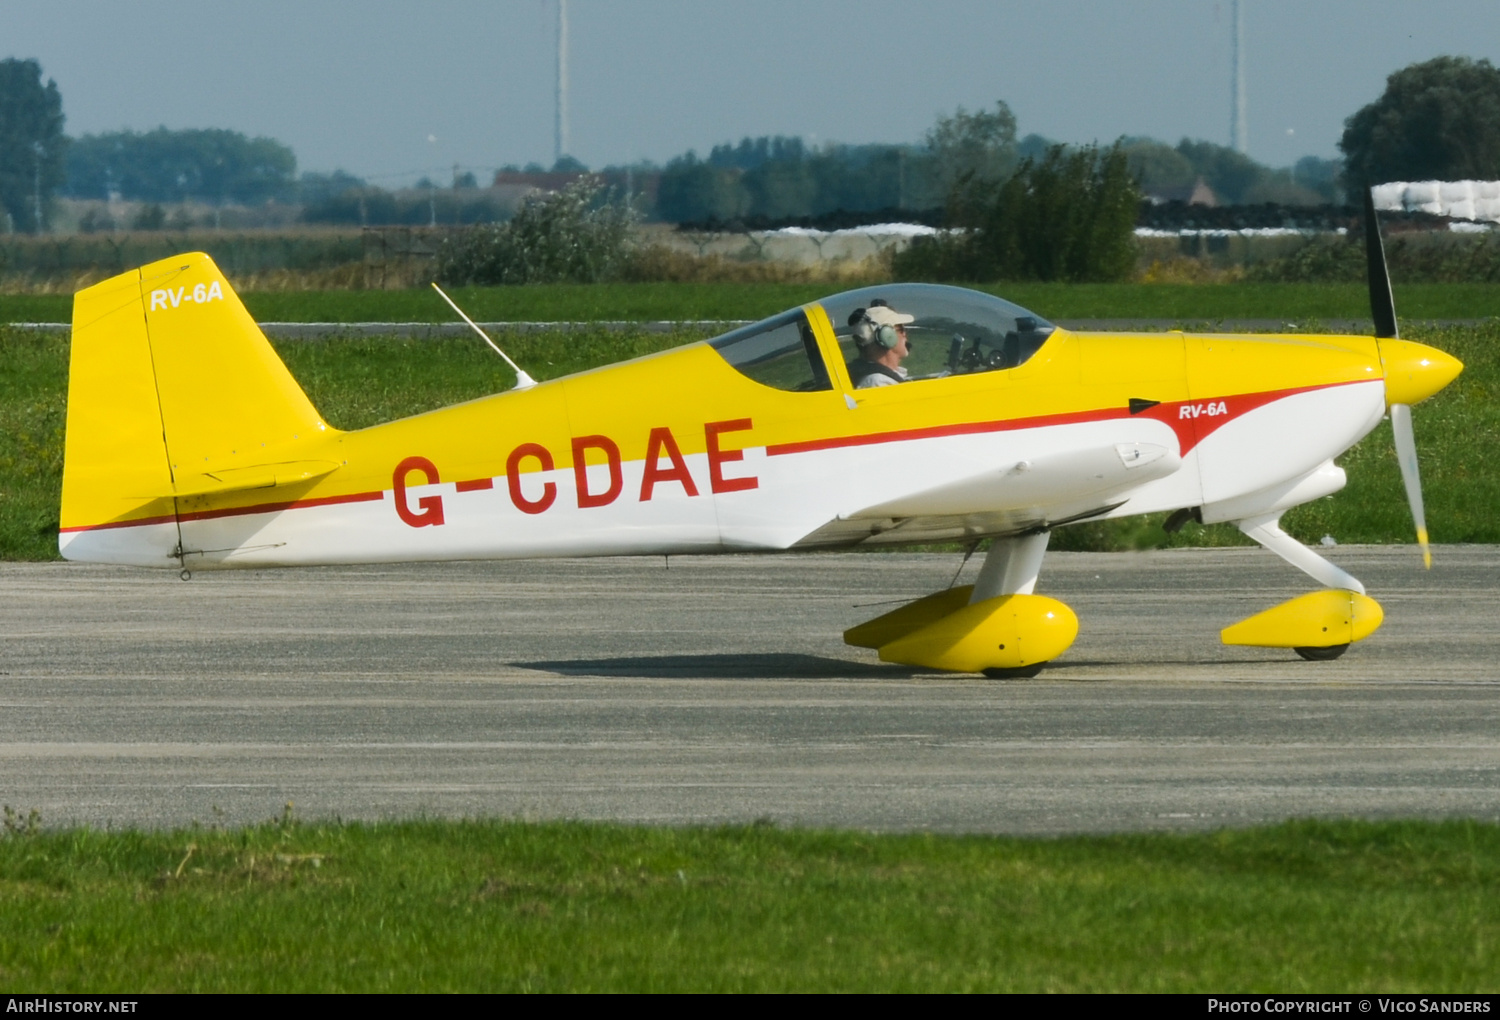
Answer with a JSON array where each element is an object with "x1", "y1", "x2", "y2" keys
[{"x1": 61, "y1": 252, "x2": 334, "y2": 562}]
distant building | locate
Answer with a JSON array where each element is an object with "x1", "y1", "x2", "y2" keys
[{"x1": 1144, "y1": 176, "x2": 1219, "y2": 208}]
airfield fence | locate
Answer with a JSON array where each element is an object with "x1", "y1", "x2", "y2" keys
[
  {"x1": 359, "y1": 227, "x2": 463, "y2": 289},
  {"x1": 0, "y1": 227, "x2": 467, "y2": 291}
]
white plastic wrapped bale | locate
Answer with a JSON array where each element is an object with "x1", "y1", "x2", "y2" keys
[
  {"x1": 1449, "y1": 198, "x2": 1478, "y2": 221},
  {"x1": 1406, "y1": 181, "x2": 1444, "y2": 214},
  {"x1": 1371, "y1": 182, "x2": 1406, "y2": 211},
  {"x1": 1370, "y1": 180, "x2": 1500, "y2": 223}
]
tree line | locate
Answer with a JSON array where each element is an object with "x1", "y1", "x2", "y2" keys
[{"x1": 3, "y1": 53, "x2": 1500, "y2": 240}]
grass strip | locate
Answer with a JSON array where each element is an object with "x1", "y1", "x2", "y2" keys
[
  {"x1": 0, "y1": 817, "x2": 1495, "y2": 992},
  {"x1": 7, "y1": 281, "x2": 1500, "y2": 325},
  {"x1": 2, "y1": 320, "x2": 1494, "y2": 561},
  {"x1": 0, "y1": 328, "x2": 68, "y2": 561}
]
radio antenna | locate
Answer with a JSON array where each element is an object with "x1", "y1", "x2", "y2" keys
[{"x1": 430, "y1": 282, "x2": 537, "y2": 389}]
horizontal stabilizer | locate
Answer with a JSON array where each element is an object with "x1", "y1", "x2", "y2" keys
[{"x1": 157, "y1": 460, "x2": 341, "y2": 498}]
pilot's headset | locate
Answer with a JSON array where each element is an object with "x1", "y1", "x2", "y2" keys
[
  {"x1": 849, "y1": 308, "x2": 877, "y2": 348},
  {"x1": 853, "y1": 300, "x2": 905, "y2": 349}
]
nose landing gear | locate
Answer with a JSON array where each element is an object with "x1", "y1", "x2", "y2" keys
[{"x1": 1223, "y1": 515, "x2": 1384, "y2": 659}]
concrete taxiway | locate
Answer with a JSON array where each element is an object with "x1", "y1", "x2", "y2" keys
[{"x1": 2, "y1": 546, "x2": 1497, "y2": 833}]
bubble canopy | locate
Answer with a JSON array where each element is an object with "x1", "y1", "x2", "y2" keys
[{"x1": 709, "y1": 283, "x2": 1056, "y2": 392}]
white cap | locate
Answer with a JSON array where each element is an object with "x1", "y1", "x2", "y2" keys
[{"x1": 864, "y1": 304, "x2": 914, "y2": 327}]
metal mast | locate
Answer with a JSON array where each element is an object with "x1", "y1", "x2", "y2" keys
[
  {"x1": 555, "y1": 0, "x2": 569, "y2": 165},
  {"x1": 1231, "y1": 0, "x2": 1247, "y2": 154}
]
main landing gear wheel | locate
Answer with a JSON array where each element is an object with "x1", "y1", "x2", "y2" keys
[
  {"x1": 982, "y1": 662, "x2": 1046, "y2": 679},
  {"x1": 1294, "y1": 643, "x2": 1349, "y2": 662}
]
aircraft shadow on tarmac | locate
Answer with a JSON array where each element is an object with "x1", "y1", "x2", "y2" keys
[
  {"x1": 518, "y1": 653, "x2": 1261, "y2": 680},
  {"x1": 518, "y1": 653, "x2": 921, "y2": 680}
]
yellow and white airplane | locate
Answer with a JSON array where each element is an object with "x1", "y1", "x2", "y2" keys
[{"x1": 58, "y1": 197, "x2": 1462, "y2": 677}]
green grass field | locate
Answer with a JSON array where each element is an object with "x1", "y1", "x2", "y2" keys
[
  {"x1": 6, "y1": 280, "x2": 1500, "y2": 324},
  {"x1": 1, "y1": 317, "x2": 1493, "y2": 560},
  {"x1": 0, "y1": 817, "x2": 1495, "y2": 992},
  {"x1": 0, "y1": 328, "x2": 67, "y2": 561}
]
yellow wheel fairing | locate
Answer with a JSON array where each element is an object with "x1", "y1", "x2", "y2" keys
[
  {"x1": 1221, "y1": 589, "x2": 1384, "y2": 649},
  {"x1": 876, "y1": 593, "x2": 1079, "y2": 673}
]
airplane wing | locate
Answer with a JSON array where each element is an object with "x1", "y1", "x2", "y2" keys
[{"x1": 793, "y1": 440, "x2": 1181, "y2": 547}]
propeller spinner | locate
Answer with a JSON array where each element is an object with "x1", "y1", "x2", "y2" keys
[{"x1": 1364, "y1": 187, "x2": 1463, "y2": 568}]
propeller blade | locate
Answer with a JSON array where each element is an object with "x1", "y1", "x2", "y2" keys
[
  {"x1": 1364, "y1": 186, "x2": 1399, "y2": 339},
  {"x1": 1389, "y1": 402, "x2": 1431, "y2": 568}
]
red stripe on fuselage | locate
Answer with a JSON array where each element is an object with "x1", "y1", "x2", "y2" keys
[
  {"x1": 59, "y1": 489, "x2": 385, "y2": 533},
  {"x1": 1130, "y1": 381, "x2": 1367, "y2": 454},
  {"x1": 765, "y1": 408, "x2": 1111, "y2": 457},
  {"x1": 175, "y1": 489, "x2": 386, "y2": 524},
  {"x1": 58, "y1": 511, "x2": 180, "y2": 534}
]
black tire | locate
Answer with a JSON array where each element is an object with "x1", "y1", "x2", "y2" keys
[
  {"x1": 982, "y1": 662, "x2": 1046, "y2": 679},
  {"x1": 1294, "y1": 643, "x2": 1350, "y2": 661}
]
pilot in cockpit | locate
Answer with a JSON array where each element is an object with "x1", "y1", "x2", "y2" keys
[{"x1": 846, "y1": 300, "x2": 915, "y2": 388}]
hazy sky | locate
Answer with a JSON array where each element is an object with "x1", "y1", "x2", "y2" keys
[{"x1": 7, "y1": 0, "x2": 1499, "y2": 185}]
